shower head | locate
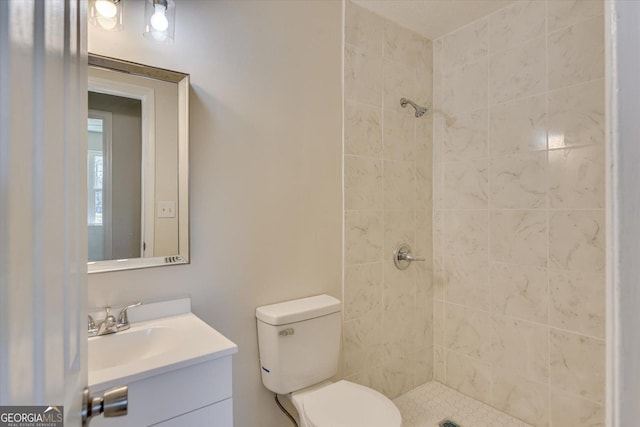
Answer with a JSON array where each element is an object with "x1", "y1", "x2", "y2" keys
[{"x1": 400, "y1": 97, "x2": 428, "y2": 117}]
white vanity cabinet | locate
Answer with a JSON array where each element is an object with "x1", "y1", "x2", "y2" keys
[
  {"x1": 91, "y1": 355, "x2": 233, "y2": 427},
  {"x1": 88, "y1": 298, "x2": 237, "y2": 427}
]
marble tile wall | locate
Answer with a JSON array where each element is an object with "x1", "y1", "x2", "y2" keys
[
  {"x1": 432, "y1": 1, "x2": 605, "y2": 426},
  {"x1": 343, "y1": 1, "x2": 433, "y2": 399}
]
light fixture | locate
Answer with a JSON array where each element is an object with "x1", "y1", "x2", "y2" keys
[
  {"x1": 143, "y1": 0, "x2": 176, "y2": 43},
  {"x1": 89, "y1": 0, "x2": 124, "y2": 32}
]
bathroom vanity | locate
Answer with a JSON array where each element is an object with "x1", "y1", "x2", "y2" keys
[
  {"x1": 88, "y1": 298, "x2": 237, "y2": 427},
  {"x1": 84, "y1": 55, "x2": 222, "y2": 426}
]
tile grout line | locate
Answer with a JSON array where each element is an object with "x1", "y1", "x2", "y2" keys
[
  {"x1": 434, "y1": 8, "x2": 604, "y2": 76},
  {"x1": 380, "y1": 18, "x2": 387, "y2": 389},
  {"x1": 414, "y1": 75, "x2": 420, "y2": 388},
  {"x1": 432, "y1": 40, "x2": 447, "y2": 383},
  {"x1": 486, "y1": 9, "x2": 493, "y2": 408},
  {"x1": 342, "y1": 0, "x2": 347, "y2": 383},
  {"x1": 413, "y1": 207, "x2": 607, "y2": 213},
  {"x1": 545, "y1": 1, "x2": 553, "y2": 425},
  {"x1": 432, "y1": 38, "x2": 440, "y2": 384},
  {"x1": 403, "y1": 74, "x2": 605, "y2": 121},
  {"x1": 434, "y1": 297, "x2": 605, "y2": 342},
  {"x1": 438, "y1": 40, "x2": 448, "y2": 387}
]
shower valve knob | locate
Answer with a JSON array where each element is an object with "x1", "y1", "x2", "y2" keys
[{"x1": 393, "y1": 243, "x2": 425, "y2": 270}]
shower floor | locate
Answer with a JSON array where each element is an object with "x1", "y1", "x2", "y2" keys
[{"x1": 393, "y1": 382, "x2": 532, "y2": 427}]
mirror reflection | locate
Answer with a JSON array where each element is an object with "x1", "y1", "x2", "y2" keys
[
  {"x1": 87, "y1": 54, "x2": 189, "y2": 273},
  {"x1": 88, "y1": 93, "x2": 143, "y2": 261}
]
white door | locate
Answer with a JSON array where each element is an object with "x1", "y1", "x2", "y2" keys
[{"x1": 0, "y1": 1, "x2": 87, "y2": 425}]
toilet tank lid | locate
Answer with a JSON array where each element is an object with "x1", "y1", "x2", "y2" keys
[{"x1": 256, "y1": 295, "x2": 341, "y2": 326}]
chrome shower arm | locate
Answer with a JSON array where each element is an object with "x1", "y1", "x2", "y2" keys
[{"x1": 400, "y1": 97, "x2": 428, "y2": 117}]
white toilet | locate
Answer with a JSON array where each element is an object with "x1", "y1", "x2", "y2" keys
[{"x1": 256, "y1": 294, "x2": 402, "y2": 427}]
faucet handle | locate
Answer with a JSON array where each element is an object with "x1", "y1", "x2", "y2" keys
[
  {"x1": 117, "y1": 302, "x2": 142, "y2": 327},
  {"x1": 88, "y1": 315, "x2": 97, "y2": 334}
]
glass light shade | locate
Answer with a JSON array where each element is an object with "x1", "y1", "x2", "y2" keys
[
  {"x1": 143, "y1": 0, "x2": 176, "y2": 44},
  {"x1": 89, "y1": 0, "x2": 124, "y2": 32}
]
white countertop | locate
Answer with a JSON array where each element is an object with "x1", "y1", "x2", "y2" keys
[{"x1": 89, "y1": 299, "x2": 237, "y2": 391}]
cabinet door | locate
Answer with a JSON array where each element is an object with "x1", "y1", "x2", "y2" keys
[
  {"x1": 91, "y1": 357, "x2": 232, "y2": 427},
  {"x1": 152, "y1": 399, "x2": 232, "y2": 427}
]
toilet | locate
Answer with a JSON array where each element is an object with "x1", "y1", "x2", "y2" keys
[{"x1": 256, "y1": 294, "x2": 402, "y2": 427}]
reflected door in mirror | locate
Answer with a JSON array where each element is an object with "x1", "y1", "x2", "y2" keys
[{"x1": 88, "y1": 92, "x2": 142, "y2": 262}]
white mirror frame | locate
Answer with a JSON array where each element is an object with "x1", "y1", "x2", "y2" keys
[{"x1": 87, "y1": 54, "x2": 189, "y2": 273}]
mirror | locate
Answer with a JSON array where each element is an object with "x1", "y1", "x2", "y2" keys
[{"x1": 87, "y1": 54, "x2": 189, "y2": 273}]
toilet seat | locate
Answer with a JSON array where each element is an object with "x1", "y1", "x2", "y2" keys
[{"x1": 300, "y1": 380, "x2": 401, "y2": 427}]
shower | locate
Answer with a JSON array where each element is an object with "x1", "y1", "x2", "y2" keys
[
  {"x1": 344, "y1": 1, "x2": 607, "y2": 426},
  {"x1": 400, "y1": 97, "x2": 428, "y2": 117}
]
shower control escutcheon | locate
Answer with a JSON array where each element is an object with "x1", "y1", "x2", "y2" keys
[{"x1": 393, "y1": 243, "x2": 425, "y2": 270}]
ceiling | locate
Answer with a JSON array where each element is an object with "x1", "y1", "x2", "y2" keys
[{"x1": 352, "y1": 0, "x2": 513, "y2": 40}]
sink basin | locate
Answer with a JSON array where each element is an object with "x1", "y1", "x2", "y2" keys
[
  {"x1": 88, "y1": 305, "x2": 237, "y2": 391},
  {"x1": 89, "y1": 326, "x2": 175, "y2": 371}
]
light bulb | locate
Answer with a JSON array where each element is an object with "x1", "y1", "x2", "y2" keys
[
  {"x1": 150, "y1": 4, "x2": 169, "y2": 32},
  {"x1": 95, "y1": 0, "x2": 117, "y2": 19}
]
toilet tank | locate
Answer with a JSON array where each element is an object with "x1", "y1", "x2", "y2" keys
[{"x1": 256, "y1": 295, "x2": 342, "y2": 394}]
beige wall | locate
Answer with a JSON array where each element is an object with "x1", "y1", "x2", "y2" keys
[
  {"x1": 432, "y1": 1, "x2": 605, "y2": 425},
  {"x1": 88, "y1": 1, "x2": 343, "y2": 426},
  {"x1": 343, "y1": 1, "x2": 433, "y2": 399}
]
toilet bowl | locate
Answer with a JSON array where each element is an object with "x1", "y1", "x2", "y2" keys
[
  {"x1": 290, "y1": 380, "x2": 401, "y2": 427},
  {"x1": 255, "y1": 295, "x2": 402, "y2": 427}
]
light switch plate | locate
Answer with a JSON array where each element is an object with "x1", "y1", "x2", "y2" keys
[{"x1": 158, "y1": 201, "x2": 176, "y2": 218}]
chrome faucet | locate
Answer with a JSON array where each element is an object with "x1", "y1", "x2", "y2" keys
[
  {"x1": 97, "y1": 307, "x2": 118, "y2": 335},
  {"x1": 88, "y1": 302, "x2": 142, "y2": 337},
  {"x1": 116, "y1": 302, "x2": 142, "y2": 330}
]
